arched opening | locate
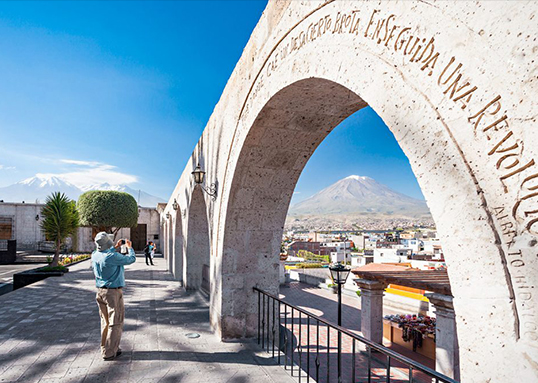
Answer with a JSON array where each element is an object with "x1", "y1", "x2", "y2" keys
[
  {"x1": 185, "y1": 187, "x2": 210, "y2": 290},
  {"x1": 172, "y1": 210, "x2": 184, "y2": 282},
  {"x1": 216, "y1": 78, "x2": 366, "y2": 336},
  {"x1": 167, "y1": 219, "x2": 173, "y2": 271},
  {"x1": 215, "y1": 75, "x2": 515, "y2": 370}
]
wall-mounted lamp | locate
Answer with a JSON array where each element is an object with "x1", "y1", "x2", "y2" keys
[
  {"x1": 172, "y1": 199, "x2": 179, "y2": 211},
  {"x1": 166, "y1": 212, "x2": 171, "y2": 220},
  {"x1": 35, "y1": 215, "x2": 40, "y2": 221},
  {"x1": 192, "y1": 163, "x2": 217, "y2": 200}
]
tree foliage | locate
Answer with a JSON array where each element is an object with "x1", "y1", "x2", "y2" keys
[
  {"x1": 297, "y1": 250, "x2": 330, "y2": 263},
  {"x1": 77, "y1": 190, "x2": 138, "y2": 235},
  {"x1": 40, "y1": 192, "x2": 80, "y2": 267}
]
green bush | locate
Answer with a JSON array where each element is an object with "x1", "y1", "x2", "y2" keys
[
  {"x1": 297, "y1": 250, "x2": 330, "y2": 263},
  {"x1": 77, "y1": 190, "x2": 138, "y2": 235}
]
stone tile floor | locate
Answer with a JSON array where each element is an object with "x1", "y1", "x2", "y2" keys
[{"x1": 0, "y1": 257, "x2": 294, "y2": 383}]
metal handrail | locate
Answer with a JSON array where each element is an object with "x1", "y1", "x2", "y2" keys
[{"x1": 254, "y1": 286, "x2": 458, "y2": 383}]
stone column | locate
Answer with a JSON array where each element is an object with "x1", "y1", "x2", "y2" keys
[
  {"x1": 355, "y1": 278, "x2": 386, "y2": 344},
  {"x1": 425, "y1": 293, "x2": 460, "y2": 381}
]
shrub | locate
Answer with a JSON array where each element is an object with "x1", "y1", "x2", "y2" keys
[{"x1": 77, "y1": 190, "x2": 138, "y2": 236}]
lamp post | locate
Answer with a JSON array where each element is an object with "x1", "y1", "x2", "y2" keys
[{"x1": 329, "y1": 261, "x2": 351, "y2": 383}]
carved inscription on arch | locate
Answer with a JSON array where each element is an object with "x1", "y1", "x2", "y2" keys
[{"x1": 242, "y1": 4, "x2": 537, "y2": 343}]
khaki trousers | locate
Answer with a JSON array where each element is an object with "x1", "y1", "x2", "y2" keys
[{"x1": 96, "y1": 287, "x2": 124, "y2": 358}]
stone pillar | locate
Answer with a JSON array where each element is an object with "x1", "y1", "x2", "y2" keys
[
  {"x1": 355, "y1": 278, "x2": 386, "y2": 344},
  {"x1": 425, "y1": 293, "x2": 460, "y2": 381}
]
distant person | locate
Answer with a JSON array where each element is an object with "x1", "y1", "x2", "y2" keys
[
  {"x1": 144, "y1": 241, "x2": 154, "y2": 266},
  {"x1": 150, "y1": 242, "x2": 156, "y2": 262},
  {"x1": 91, "y1": 232, "x2": 136, "y2": 360}
]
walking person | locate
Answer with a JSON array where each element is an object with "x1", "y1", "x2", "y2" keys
[
  {"x1": 150, "y1": 242, "x2": 156, "y2": 263},
  {"x1": 144, "y1": 241, "x2": 154, "y2": 266},
  {"x1": 91, "y1": 232, "x2": 136, "y2": 360}
]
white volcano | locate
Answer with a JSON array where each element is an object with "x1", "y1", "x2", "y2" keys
[
  {"x1": 0, "y1": 175, "x2": 165, "y2": 207},
  {"x1": 288, "y1": 175, "x2": 431, "y2": 218}
]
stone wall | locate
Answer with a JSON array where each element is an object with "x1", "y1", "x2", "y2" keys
[
  {"x1": 0, "y1": 203, "x2": 45, "y2": 250},
  {"x1": 161, "y1": 1, "x2": 538, "y2": 381}
]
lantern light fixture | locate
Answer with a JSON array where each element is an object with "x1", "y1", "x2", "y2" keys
[
  {"x1": 172, "y1": 199, "x2": 179, "y2": 211},
  {"x1": 191, "y1": 163, "x2": 217, "y2": 200},
  {"x1": 166, "y1": 212, "x2": 171, "y2": 220},
  {"x1": 35, "y1": 214, "x2": 40, "y2": 221},
  {"x1": 329, "y1": 262, "x2": 351, "y2": 286}
]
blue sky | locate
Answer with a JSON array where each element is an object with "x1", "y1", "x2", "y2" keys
[{"x1": 0, "y1": 1, "x2": 425, "y2": 202}]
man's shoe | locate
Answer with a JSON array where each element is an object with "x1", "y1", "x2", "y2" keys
[{"x1": 103, "y1": 349, "x2": 122, "y2": 360}]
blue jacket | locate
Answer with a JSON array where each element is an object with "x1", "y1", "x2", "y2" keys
[{"x1": 91, "y1": 247, "x2": 136, "y2": 288}]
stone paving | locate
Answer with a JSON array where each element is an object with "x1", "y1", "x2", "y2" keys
[{"x1": 0, "y1": 257, "x2": 295, "y2": 383}]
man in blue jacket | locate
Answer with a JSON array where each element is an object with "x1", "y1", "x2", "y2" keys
[{"x1": 92, "y1": 232, "x2": 136, "y2": 360}]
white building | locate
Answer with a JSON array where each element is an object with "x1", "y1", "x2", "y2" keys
[
  {"x1": 0, "y1": 202, "x2": 161, "y2": 252},
  {"x1": 373, "y1": 248, "x2": 412, "y2": 264}
]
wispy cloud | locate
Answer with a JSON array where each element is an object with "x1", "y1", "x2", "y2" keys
[
  {"x1": 59, "y1": 159, "x2": 102, "y2": 167},
  {"x1": 37, "y1": 159, "x2": 137, "y2": 187},
  {"x1": 0, "y1": 164, "x2": 16, "y2": 170}
]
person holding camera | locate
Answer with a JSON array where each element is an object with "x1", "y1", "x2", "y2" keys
[{"x1": 91, "y1": 232, "x2": 136, "y2": 360}]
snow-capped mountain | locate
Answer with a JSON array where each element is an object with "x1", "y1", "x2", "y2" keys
[
  {"x1": 0, "y1": 176, "x2": 165, "y2": 207},
  {"x1": 288, "y1": 175, "x2": 431, "y2": 218}
]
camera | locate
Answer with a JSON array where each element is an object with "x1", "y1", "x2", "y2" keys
[{"x1": 121, "y1": 239, "x2": 126, "y2": 245}]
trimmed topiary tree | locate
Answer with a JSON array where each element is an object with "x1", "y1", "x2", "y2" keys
[
  {"x1": 41, "y1": 192, "x2": 80, "y2": 267},
  {"x1": 77, "y1": 190, "x2": 139, "y2": 238}
]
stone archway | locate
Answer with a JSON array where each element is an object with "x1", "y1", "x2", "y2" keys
[
  {"x1": 167, "y1": 219, "x2": 173, "y2": 270},
  {"x1": 172, "y1": 210, "x2": 184, "y2": 282},
  {"x1": 184, "y1": 187, "x2": 210, "y2": 290},
  {"x1": 164, "y1": 2, "x2": 538, "y2": 381}
]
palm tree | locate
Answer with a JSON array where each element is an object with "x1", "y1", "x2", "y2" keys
[{"x1": 40, "y1": 192, "x2": 80, "y2": 267}]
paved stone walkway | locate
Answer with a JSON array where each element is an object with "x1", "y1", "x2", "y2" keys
[{"x1": 0, "y1": 257, "x2": 294, "y2": 383}]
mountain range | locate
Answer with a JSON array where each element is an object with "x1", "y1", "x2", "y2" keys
[
  {"x1": 0, "y1": 176, "x2": 165, "y2": 207},
  {"x1": 286, "y1": 175, "x2": 432, "y2": 230}
]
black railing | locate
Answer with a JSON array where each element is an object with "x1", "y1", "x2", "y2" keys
[{"x1": 254, "y1": 287, "x2": 458, "y2": 383}]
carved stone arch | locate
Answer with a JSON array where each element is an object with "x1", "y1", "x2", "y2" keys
[
  {"x1": 184, "y1": 186, "x2": 211, "y2": 290},
  {"x1": 172, "y1": 209, "x2": 184, "y2": 282},
  {"x1": 166, "y1": 2, "x2": 538, "y2": 381},
  {"x1": 167, "y1": 217, "x2": 173, "y2": 271}
]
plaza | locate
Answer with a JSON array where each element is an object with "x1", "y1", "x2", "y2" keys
[
  {"x1": 0, "y1": 258, "x2": 294, "y2": 383},
  {"x1": 0, "y1": 1, "x2": 537, "y2": 382}
]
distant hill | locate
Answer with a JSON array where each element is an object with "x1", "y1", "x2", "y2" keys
[
  {"x1": 288, "y1": 175, "x2": 431, "y2": 223},
  {"x1": 0, "y1": 175, "x2": 165, "y2": 208}
]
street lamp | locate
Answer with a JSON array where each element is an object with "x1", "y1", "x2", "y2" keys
[
  {"x1": 191, "y1": 163, "x2": 217, "y2": 200},
  {"x1": 329, "y1": 261, "x2": 351, "y2": 382}
]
